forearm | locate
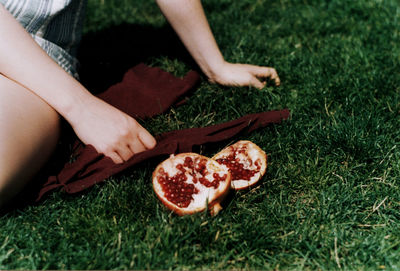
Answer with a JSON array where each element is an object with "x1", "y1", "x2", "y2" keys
[
  {"x1": 0, "y1": 5, "x2": 92, "y2": 122},
  {"x1": 156, "y1": 0, "x2": 280, "y2": 88},
  {"x1": 155, "y1": 0, "x2": 225, "y2": 79}
]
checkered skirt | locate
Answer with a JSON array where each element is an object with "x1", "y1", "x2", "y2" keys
[{"x1": 0, "y1": 0, "x2": 87, "y2": 78}]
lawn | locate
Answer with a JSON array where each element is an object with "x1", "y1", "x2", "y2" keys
[{"x1": 1, "y1": 0, "x2": 400, "y2": 269}]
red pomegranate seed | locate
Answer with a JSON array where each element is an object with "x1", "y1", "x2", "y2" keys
[
  {"x1": 159, "y1": 164, "x2": 202, "y2": 207},
  {"x1": 215, "y1": 148, "x2": 257, "y2": 181},
  {"x1": 158, "y1": 155, "x2": 229, "y2": 208},
  {"x1": 176, "y1": 164, "x2": 185, "y2": 171}
]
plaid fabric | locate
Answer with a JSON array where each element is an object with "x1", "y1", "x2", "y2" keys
[{"x1": 0, "y1": 0, "x2": 87, "y2": 78}]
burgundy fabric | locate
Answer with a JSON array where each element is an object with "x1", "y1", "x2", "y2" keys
[
  {"x1": 97, "y1": 63, "x2": 200, "y2": 119},
  {"x1": 36, "y1": 64, "x2": 290, "y2": 201}
]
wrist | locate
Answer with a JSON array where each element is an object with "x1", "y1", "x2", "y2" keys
[
  {"x1": 56, "y1": 85, "x2": 96, "y2": 124},
  {"x1": 202, "y1": 59, "x2": 227, "y2": 83}
]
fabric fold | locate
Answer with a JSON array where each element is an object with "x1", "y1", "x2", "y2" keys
[{"x1": 97, "y1": 63, "x2": 200, "y2": 119}]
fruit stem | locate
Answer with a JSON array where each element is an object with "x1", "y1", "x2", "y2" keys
[{"x1": 210, "y1": 203, "x2": 223, "y2": 216}]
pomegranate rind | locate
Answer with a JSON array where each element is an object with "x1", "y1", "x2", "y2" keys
[
  {"x1": 152, "y1": 153, "x2": 231, "y2": 216},
  {"x1": 212, "y1": 140, "x2": 267, "y2": 190}
]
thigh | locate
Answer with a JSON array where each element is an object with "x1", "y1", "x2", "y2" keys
[{"x1": 0, "y1": 74, "x2": 60, "y2": 207}]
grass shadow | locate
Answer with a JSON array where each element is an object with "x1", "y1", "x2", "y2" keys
[{"x1": 77, "y1": 23, "x2": 197, "y2": 94}]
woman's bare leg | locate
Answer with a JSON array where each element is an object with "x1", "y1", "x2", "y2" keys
[{"x1": 0, "y1": 74, "x2": 60, "y2": 208}]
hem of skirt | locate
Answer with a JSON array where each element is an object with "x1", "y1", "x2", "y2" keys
[{"x1": 33, "y1": 35, "x2": 80, "y2": 80}]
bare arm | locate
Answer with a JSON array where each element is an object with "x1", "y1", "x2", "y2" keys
[
  {"x1": 0, "y1": 5, "x2": 155, "y2": 163},
  {"x1": 156, "y1": 0, "x2": 280, "y2": 88},
  {"x1": 0, "y1": 5, "x2": 90, "y2": 115}
]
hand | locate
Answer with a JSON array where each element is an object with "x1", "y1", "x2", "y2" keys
[
  {"x1": 68, "y1": 96, "x2": 157, "y2": 164},
  {"x1": 209, "y1": 61, "x2": 280, "y2": 89}
]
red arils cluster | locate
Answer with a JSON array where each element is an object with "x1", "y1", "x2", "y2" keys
[
  {"x1": 199, "y1": 173, "x2": 227, "y2": 189},
  {"x1": 157, "y1": 166, "x2": 198, "y2": 208},
  {"x1": 216, "y1": 147, "x2": 260, "y2": 181},
  {"x1": 183, "y1": 156, "x2": 225, "y2": 188},
  {"x1": 157, "y1": 157, "x2": 226, "y2": 208}
]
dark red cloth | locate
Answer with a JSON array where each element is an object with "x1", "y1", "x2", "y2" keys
[
  {"x1": 97, "y1": 63, "x2": 200, "y2": 119},
  {"x1": 36, "y1": 64, "x2": 290, "y2": 201}
]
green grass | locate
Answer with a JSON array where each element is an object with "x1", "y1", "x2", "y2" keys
[{"x1": 2, "y1": 0, "x2": 400, "y2": 269}]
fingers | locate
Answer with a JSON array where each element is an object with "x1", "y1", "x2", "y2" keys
[
  {"x1": 116, "y1": 144, "x2": 135, "y2": 162},
  {"x1": 138, "y1": 129, "x2": 157, "y2": 149},
  {"x1": 107, "y1": 143, "x2": 144, "y2": 164},
  {"x1": 107, "y1": 151, "x2": 124, "y2": 164},
  {"x1": 128, "y1": 139, "x2": 147, "y2": 155},
  {"x1": 105, "y1": 127, "x2": 156, "y2": 164},
  {"x1": 248, "y1": 66, "x2": 281, "y2": 87},
  {"x1": 249, "y1": 77, "x2": 266, "y2": 90}
]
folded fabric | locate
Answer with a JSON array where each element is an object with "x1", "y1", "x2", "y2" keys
[
  {"x1": 36, "y1": 64, "x2": 290, "y2": 201},
  {"x1": 97, "y1": 63, "x2": 200, "y2": 119},
  {"x1": 37, "y1": 109, "x2": 289, "y2": 200}
]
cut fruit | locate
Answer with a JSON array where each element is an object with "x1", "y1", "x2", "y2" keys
[
  {"x1": 212, "y1": 140, "x2": 267, "y2": 190},
  {"x1": 152, "y1": 153, "x2": 231, "y2": 216}
]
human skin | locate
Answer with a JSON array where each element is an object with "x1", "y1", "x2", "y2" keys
[
  {"x1": 0, "y1": 0, "x2": 280, "y2": 208},
  {"x1": 156, "y1": 0, "x2": 280, "y2": 89}
]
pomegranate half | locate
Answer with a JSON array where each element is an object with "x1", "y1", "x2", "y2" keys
[
  {"x1": 152, "y1": 153, "x2": 231, "y2": 216},
  {"x1": 212, "y1": 140, "x2": 267, "y2": 190}
]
